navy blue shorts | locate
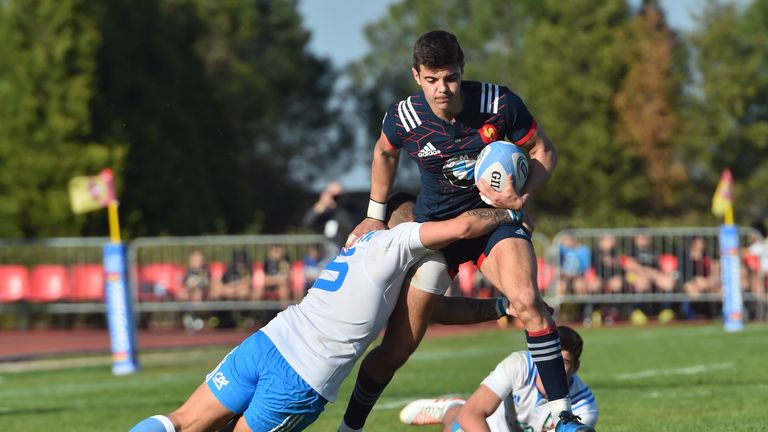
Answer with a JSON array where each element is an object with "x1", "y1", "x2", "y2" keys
[{"x1": 441, "y1": 223, "x2": 531, "y2": 275}]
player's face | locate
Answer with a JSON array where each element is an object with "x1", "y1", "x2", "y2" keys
[
  {"x1": 562, "y1": 350, "x2": 577, "y2": 378},
  {"x1": 412, "y1": 63, "x2": 463, "y2": 111}
]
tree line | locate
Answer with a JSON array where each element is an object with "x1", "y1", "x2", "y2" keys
[{"x1": 0, "y1": 0, "x2": 765, "y2": 239}]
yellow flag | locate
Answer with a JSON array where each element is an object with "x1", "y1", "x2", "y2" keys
[
  {"x1": 711, "y1": 168, "x2": 733, "y2": 221},
  {"x1": 69, "y1": 169, "x2": 116, "y2": 214}
]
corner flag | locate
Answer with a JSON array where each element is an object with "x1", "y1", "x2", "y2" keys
[
  {"x1": 68, "y1": 169, "x2": 116, "y2": 214},
  {"x1": 711, "y1": 168, "x2": 733, "y2": 225},
  {"x1": 68, "y1": 169, "x2": 137, "y2": 372}
]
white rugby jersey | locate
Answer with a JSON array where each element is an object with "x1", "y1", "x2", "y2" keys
[
  {"x1": 262, "y1": 222, "x2": 439, "y2": 401},
  {"x1": 481, "y1": 351, "x2": 598, "y2": 431}
]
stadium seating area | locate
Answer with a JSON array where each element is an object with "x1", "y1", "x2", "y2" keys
[
  {"x1": 0, "y1": 228, "x2": 765, "y2": 329},
  {"x1": 0, "y1": 264, "x2": 104, "y2": 303}
]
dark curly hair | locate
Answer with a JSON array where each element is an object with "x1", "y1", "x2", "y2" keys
[{"x1": 413, "y1": 30, "x2": 465, "y2": 71}]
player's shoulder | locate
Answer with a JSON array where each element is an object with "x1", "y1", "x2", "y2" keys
[
  {"x1": 498, "y1": 350, "x2": 536, "y2": 383},
  {"x1": 569, "y1": 374, "x2": 590, "y2": 390},
  {"x1": 388, "y1": 221, "x2": 421, "y2": 235},
  {"x1": 462, "y1": 79, "x2": 514, "y2": 95},
  {"x1": 374, "y1": 222, "x2": 421, "y2": 244},
  {"x1": 385, "y1": 91, "x2": 428, "y2": 132},
  {"x1": 569, "y1": 374, "x2": 596, "y2": 403},
  {"x1": 462, "y1": 80, "x2": 523, "y2": 114}
]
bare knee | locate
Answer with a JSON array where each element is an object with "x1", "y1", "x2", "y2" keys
[
  {"x1": 167, "y1": 383, "x2": 235, "y2": 431},
  {"x1": 508, "y1": 287, "x2": 537, "y2": 316},
  {"x1": 509, "y1": 291, "x2": 552, "y2": 329}
]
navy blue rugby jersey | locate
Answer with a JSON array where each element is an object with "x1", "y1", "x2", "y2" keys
[{"x1": 381, "y1": 80, "x2": 537, "y2": 222}]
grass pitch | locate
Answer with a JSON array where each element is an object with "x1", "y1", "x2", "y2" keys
[{"x1": 1, "y1": 323, "x2": 766, "y2": 431}]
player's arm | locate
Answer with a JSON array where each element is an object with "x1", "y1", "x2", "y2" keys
[
  {"x1": 455, "y1": 385, "x2": 503, "y2": 432},
  {"x1": 418, "y1": 208, "x2": 512, "y2": 250},
  {"x1": 518, "y1": 127, "x2": 557, "y2": 199},
  {"x1": 347, "y1": 131, "x2": 400, "y2": 246},
  {"x1": 431, "y1": 296, "x2": 514, "y2": 325}
]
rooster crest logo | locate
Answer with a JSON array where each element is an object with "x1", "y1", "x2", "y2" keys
[{"x1": 479, "y1": 124, "x2": 498, "y2": 144}]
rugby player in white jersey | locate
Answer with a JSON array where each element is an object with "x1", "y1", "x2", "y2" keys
[
  {"x1": 128, "y1": 192, "x2": 524, "y2": 432},
  {"x1": 399, "y1": 326, "x2": 598, "y2": 432}
]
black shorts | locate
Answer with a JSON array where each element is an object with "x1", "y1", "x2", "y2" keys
[{"x1": 441, "y1": 223, "x2": 532, "y2": 276}]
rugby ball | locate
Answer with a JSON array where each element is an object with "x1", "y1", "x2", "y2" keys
[{"x1": 474, "y1": 140, "x2": 528, "y2": 205}]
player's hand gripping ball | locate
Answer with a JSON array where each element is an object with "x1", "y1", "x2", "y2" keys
[{"x1": 474, "y1": 140, "x2": 529, "y2": 205}]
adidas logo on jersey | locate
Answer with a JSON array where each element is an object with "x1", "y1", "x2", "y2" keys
[{"x1": 417, "y1": 142, "x2": 441, "y2": 157}]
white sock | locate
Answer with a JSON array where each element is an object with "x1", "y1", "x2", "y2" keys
[{"x1": 549, "y1": 397, "x2": 572, "y2": 421}]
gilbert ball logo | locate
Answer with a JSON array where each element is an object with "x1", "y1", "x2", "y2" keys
[{"x1": 479, "y1": 123, "x2": 498, "y2": 144}]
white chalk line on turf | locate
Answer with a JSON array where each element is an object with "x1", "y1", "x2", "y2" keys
[
  {"x1": 0, "y1": 348, "x2": 219, "y2": 373},
  {"x1": 0, "y1": 371, "x2": 199, "y2": 399},
  {"x1": 615, "y1": 361, "x2": 735, "y2": 380},
  {"x1": 409, "y1": 345, "x2": 509, "y2": 362}
]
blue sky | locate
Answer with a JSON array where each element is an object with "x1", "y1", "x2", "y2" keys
[{"x1": 298, "y1": 0, "x2": 724, "y2": 68}]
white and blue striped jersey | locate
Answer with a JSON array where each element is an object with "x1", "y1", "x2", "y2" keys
[
  {"x1": 262, "y1": 222, "x2": 444, "y2": 402},
  {"x1": 481, "y1": 351, "x2": 598, "y2": 431}
]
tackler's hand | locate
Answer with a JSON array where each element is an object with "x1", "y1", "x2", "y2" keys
[{"x1": 346, "y1": 218, "x2": 386, "y2": 247}]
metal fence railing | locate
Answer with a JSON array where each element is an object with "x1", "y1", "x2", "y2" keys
[
  {"x1": 545, "y1": 227, "x2": 766, "y2": 323},
  {"x1": 127, "y1": 234, "x2": 325, "y2": 315},
  {"x1": 0, "y1": 226, "x2": 766, "y2": 328}
]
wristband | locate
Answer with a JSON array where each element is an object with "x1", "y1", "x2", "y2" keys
[
  {"x1": 367, "y1": 199, "x2": 387, "y2": 221},
  {"x1": 495, "y1": 297, "x2": 510, "y2": 318}
]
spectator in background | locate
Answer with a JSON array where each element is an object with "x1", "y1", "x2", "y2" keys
[
  {"x1": 183, "y1": 250, "x2": 211, "y2": 302},
  {"x1": 216, "y1": 249, "x2": 252, "y2": 300},
  {"x1": 302, "y1": 181, "x2": 356, "y2": 260},
  {"x1": 624, "y1": 233, "x2": 675, "y2": 294},
  {"x1": 558, "y1": 233, "x2": 591, "y2": 295},
  {"x1": 181, "y1": 250, "x2": 210, "y2": 331},
  {"x1": 624, "y1": 233, "x2": 676, "y2": 324},
  {"x1": 587, "y1": 235, "x2": 624, "y2": 325},
  {"x1": 745, "y1": 221, "x2": 768, "y2": 298},
  {"x1": 681, "y1": 236, "x2": 719, "y2": 320},
  {"x1": 302, "y1": 244, "x2": 324, "y2": 294},
  {"x1": 589, "y1": 234, "x2": 624, "y2": 295},
  {"x1": 256, "y1": 244, "x2": 291, "y2": 302}
]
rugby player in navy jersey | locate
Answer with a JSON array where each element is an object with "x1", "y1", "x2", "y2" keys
[{"x1": 340, "y1": 31, "x2": 593, "y2": 432}]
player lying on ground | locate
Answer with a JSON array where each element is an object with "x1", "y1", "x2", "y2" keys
[
  {"x1": 400, "y1": 326, "x2": 598, "y2": 432},
  {"x1": 342, "y1": 30, "x2": 592, "y2": 432},
  {"x1": 129, "y1": 192, "x2": 521, "y2": 432}
]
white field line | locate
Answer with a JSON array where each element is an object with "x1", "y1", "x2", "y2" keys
[
  {"x1": 0, "y1": 371, "x2": 200, "y2": 399},
  {"x1": 409, "y1": 345, "x2": 510, "y2": 362},
  {"x1": 0, "y1": 349, "x2": 219, "y2": 373},
  {"x1": 615, "y1": 362, "x2": 735, "y2": 380}
]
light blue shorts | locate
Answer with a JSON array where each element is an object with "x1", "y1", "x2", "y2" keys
[{"x1": 206, "y1": 331, "x2": 327, "y2": 431}]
